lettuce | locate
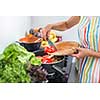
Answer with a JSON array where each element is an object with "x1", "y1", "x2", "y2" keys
[{"x1": 0, "y1": 43, "x2": 34, "y2": 83}]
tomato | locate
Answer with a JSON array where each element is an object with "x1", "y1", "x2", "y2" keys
[
  {"x1": 44, "y1": 46, "x2": 56, "y2": 53},
  {"x1": 42, "y1": 57, "x2": 53, "y2": 64}
]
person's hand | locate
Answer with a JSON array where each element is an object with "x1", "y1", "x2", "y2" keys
[
  {"x1": 41, "y1": 24, "x2": 53, "y2": 40},
  {"x1": 71, "y1": 47, "x2": 93, "y2": 59}
]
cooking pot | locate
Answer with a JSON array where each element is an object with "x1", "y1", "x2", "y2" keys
[{"x1": 16, "y1": 41, "x2": 41, "y2": 52}]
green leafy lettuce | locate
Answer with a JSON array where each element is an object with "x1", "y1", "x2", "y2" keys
[{"x1": 0, "y1": 43, "x2": 35, "y2": 83}]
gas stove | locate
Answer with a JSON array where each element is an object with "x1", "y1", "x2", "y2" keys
[
  {"x1": 33, "y1": 49, "x2": 72, "y2": 83},
  {"x1": 46, "y1": 56, "x2": 72, "y2": 83}
]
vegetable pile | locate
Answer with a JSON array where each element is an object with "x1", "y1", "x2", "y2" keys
[{"x1": 0, "y1": 43, "x2": 41, "y2": 83}]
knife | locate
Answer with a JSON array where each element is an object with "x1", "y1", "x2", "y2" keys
[{"x1": 46, "y1": 33, "x2": 57, "y2": 51}]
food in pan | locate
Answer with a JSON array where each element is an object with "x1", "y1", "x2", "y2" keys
[
  {"x1": 19, "y1": 34, "x2": 40, "y2": 43},
  {"x1": 37, "y1": 55, "x2": 63, "y2": 64},
  {"x1": 50, "y1": 41, "x2": 80, "y2": 56}
]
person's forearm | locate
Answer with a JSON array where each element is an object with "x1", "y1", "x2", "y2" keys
[
  {"x1": 50, "y1": 16, "x2": 80, "y2": 31},
  {"x1": 88, "y1": 50, "x2": 100, "y2": 58}
]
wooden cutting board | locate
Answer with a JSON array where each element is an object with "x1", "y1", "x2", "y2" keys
[{"x1": 50, "y1": 41, "x2": 80, "y2": 56}]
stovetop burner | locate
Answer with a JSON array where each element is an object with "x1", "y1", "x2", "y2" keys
[
  {"x1": 33, "y1": 49, "x2": 72, "y2": 83},
  {"x1": 46, "y1": 56, "x2": 72, "y2": 83}
]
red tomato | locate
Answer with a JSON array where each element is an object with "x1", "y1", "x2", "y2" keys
[
  {"x1": 44, "y1": 46, "x2": 56, "y2": 53},
  {"x1": 44, "y1": 46, "x2": 49, "y2": 53},
  {"x1": 50, "y1": 46, "x2": 56, "y2": 53},
  {"x1": 37, "y1": 55, "x2": 54, "y2": 64},
  {"x1": 42, "y1": 56, "x2": 53, "y2": 64}
]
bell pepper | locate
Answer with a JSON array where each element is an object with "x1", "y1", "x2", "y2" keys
[
  {"x1": 42, "y1": 57, "x2": 53, "y2": 64},
  {"x1": 37, "y1": 55, "x2": 53, "y2": 64},
  {"x1": 44, "y1": 46, "x2": 56, "y2": 53}
]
